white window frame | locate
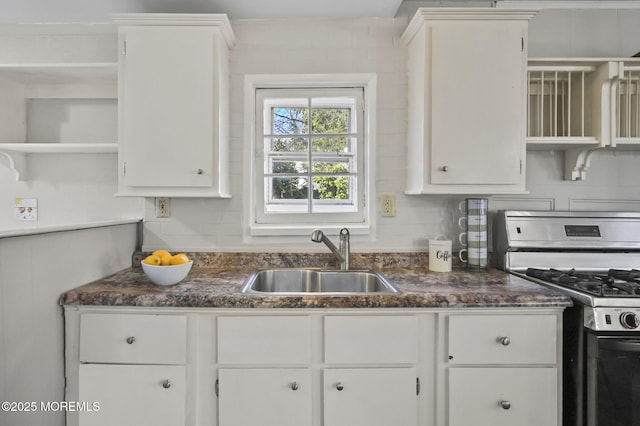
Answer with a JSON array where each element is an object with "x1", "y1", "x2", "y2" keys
[{"x1": 244, "y1": 74, "x2": 377, "y2": 237}]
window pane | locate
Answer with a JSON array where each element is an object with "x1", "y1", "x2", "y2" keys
[
  {"x1": 272, "y1": 107, "x2": 308, "y2": 135},
  {"x1": 269, "y1": 159, "x2": 309, "y2": 174},
  {"x1": 312, "y1": 176, "x2": 352, "y2": 200},
  {"x1": 311, "y1": 107, "x2": 350, "y2": 134},
  {"x1": 268, "y1": 177, "x2": 309, "y2": 200},
  {"x1": 311, "y1": 160, "x2": 350, "y2": 174},
  {"x1": 311, "y1": 136, "x2": 352, "y2": 153},
  {"x1": 270, "y1": 137, "x2": 308, "y2": 152}
]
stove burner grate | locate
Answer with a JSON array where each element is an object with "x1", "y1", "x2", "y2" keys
[{"x1": 525, "y1": 268, "x2": 640, "y2": 297}]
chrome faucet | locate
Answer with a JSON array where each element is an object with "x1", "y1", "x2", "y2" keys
[{"x1": 311, "y1": 228, "x2": 350, "y2": 270}]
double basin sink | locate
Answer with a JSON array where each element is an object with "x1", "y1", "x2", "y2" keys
[{"x1": 240, "y1": 268, "x2": 400, "y2": 295}]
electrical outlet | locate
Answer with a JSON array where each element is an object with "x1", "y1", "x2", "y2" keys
[
  {"x1": 381, "y1": 193, "x2": 395, "y2": 217},
  {"x1": 15, "y1": 198, "x2": 37, "y2": 221},
  {"x1": 156, "y1": 197, "x2": 170, "y2": 218}
]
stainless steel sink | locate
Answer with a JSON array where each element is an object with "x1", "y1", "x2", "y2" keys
[{"x1": 240, "y1": 268, "x2": 400, "y2": 295}]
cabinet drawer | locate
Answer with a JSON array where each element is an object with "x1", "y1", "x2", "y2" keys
[
  {"x1": 449, "y1": 367, "x2": 558, "y2": 426},
  {"x1": 217, "y1": 316, "x2": 312, "y2": 364},
  {"x1": 448, "y1": 314, "x2": 557, "y2": 364},
  {"x1": 324, "y1": 316, "x2": 418, "y2": 364},
  {"x1": 79, "y1": 313, "x2": 187, "y2": 364}
]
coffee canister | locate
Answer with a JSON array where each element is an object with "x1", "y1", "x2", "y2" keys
[{"x1": 429, "y1": 234, "x2": 452, "y2": 272}]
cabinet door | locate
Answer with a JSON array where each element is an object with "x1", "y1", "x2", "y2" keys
[
  {"x1": 324, "y1": 368, "x2": 418, "y2": 426},
  {"x1": 78, "y1": 364, "x2": 185, "y2": 426},
  {"x1": 430, "y1": 21, "x2": 525, "y2": 186},
  {"x1": 218, "y1": 369, "x2": 311, "y2": 426},
  {"x1": 449, "y1": 368, "x2": 558, "y2": 426},
  {"x1": 120, "y1": 26, "x2": 214, "y2": 188}
]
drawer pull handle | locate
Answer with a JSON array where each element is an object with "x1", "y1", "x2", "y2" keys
[
  {"x1": 336, "y1": 382, "x2": 344, "y2": 391},
  {"x1": 126, "y1": 336, "x2": 136, "y2": 344},
  {"x1": 500, "y1": 400, "x2": 511, "y2": 410},
  {"x1": 196, "y1": 168, "x2": 204, "y2": 175},
  {"x1": 441, "y1": 165, "x2": 449, "y2": 172},
  {"x1": 497, "y1": 336, "x2": 511, "y2": 346},
  {"x1": 290, "y1": 382, "x2": 299, "y2": 391},
  {"x1": 162, "y1": 379, "x2": 171, "y2": 389}
]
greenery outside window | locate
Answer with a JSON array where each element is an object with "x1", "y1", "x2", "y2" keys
[{"x1": 247, "y1": 76, "x2": 374, "y2": 236}]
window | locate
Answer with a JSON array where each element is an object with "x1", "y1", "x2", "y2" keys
[{"x1": 246, "y1": 75, "x2": 375, "y2": 236}]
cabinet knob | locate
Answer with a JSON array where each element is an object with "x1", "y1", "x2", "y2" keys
[
  {"x1": 500, "y1": 400, "x2": 511, "y2": 410},
  {"x1": 162, "y1": 379, "x2": 171, "y2": 389},
  {"x1": 497, "y1": 336, "x2": 511, "y2": 346},
  {"x1": 126, "y1": 336, "x2": 136, "y2": 344},
  {"x1": 441, "y1": 166, "x2": 449, "y2": 172},
  {"x1": 290, "y1": 382, "x2": 299, "y2": 391},
  {"x1": 196, "y1": 168, "x2": 204, "y2": 175},
  {"x1": 336, "y1": 382, "x2": 344, "y2": 391}
]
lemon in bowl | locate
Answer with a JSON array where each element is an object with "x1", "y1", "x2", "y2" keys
[{"x1": 141, "y1": 252, "x2": 193, "y2": 286}]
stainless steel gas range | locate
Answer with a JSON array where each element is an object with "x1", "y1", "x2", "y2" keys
[{"x1": 494, "y1": 211, "x2": 640, "y2": 426}]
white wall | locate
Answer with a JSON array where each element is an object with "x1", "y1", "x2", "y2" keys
[
  {"x1": 142, "y1": 8, "x2": 640, "y2": 253},
  {"x1": 0, "y1": 222, "x2": 138, "y2": 426}
]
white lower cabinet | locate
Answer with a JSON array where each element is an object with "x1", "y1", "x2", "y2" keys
[
  {"x1": 78, "y1": 364, "x2": 186, "y2": 426},
  {"x1": 444, "y1": 312, "x2": 561, "y2": 426},
  {"x1": 448, "y1": 367, "x2": 557, "y2": 426},
  {"x1": 64, "y1": 311, "x2": 188, "y2": 426},
  {"x1": 324, "y1": 368, "x2": 418, "y2": 426},
  {"x1": 218, "y1": 368, "x2": 311, "y2": 426},
  {"x1": 64, "y1": 307, "x2": 562, "y2": 426}
]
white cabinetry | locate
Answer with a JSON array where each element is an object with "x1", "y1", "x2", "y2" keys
[
  {"x1": 69, "y1": 312, "x2": 187, "y2": 426},
  {"x1": 113, "y1": 14, "x2": 235, "y2": 197},
  {"x1": 64, "y1": 307, "x2": 561, "y2": 426},
  {"x1": 216, "y1": 314, "x2": 419, "y2": 426},
  {"x1": 217, "y1": 315, "x2": 312, "y2": 425},
  {"x1": 218, "y1": 369, "x2": 312, "y2": 426},
  {"x1": 323, "y1": 315, "x2": 419, "y2": 426},
  {"x1": 443, "y1": 312, "x2": 560, "y2": 426},
  {"x1": 402, "y1": 9, "x2": 536, "y2": 195},
  {"x1": 0, "y1": 27, "x2": 118, "y2": 181},
  {"x1": 324, "y1": 368, "x2": 418, "y2": 426},
  {"x1": 79, "y1": 364, "x2": 185, "y2": 426}
]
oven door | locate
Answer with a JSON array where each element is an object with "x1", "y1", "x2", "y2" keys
[{"x1": 587, "y1": 332, "x2": 640, "y2": 426}]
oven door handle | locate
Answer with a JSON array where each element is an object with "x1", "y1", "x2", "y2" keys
[{"x1": 599, "y1": 338, "x2": 640, "y2": 353}]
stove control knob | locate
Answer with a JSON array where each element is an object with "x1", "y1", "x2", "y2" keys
[{"x1": 620, "y1": 312, "x2": 640, "y2": 329}]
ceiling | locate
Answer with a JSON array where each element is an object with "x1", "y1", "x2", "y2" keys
[
  {"x1": 1, "y1": 0, "x2": 639, "y2": 23},
  {"x1": 1, "y1": 0, "x2": 406, "y2": 23}
]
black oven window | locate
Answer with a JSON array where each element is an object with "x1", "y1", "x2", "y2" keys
[{"x1": 591, "y1": 336, "x2": 640, "y2": 426}]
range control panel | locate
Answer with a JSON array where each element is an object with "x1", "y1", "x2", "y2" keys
[{"x1": 585, "y1": 307, "x2": 640, "y2": 331}]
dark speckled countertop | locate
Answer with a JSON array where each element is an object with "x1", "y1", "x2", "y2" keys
[{"x1": 59, "y1": 252, "x2": 572, "y2": 309}]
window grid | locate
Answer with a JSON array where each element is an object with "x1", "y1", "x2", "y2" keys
[{"x1": 260, "y1": 91, "x2": 361, "y2": 215}]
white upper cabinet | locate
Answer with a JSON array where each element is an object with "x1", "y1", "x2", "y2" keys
[
  {"x1": 113, "y1": 14, "x2": 235, "y2": 197},
  {"x1": 402, "y1": 8, "x2": 536, "y2": 195}
]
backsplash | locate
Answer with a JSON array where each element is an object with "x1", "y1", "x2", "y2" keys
[{"x1": 133, "y1": 251, "x2": 435, "y2": 270}]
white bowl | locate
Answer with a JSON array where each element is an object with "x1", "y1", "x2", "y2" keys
[{"x1": 141, "y1": 261, "x2": 193, "y2": 286}]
